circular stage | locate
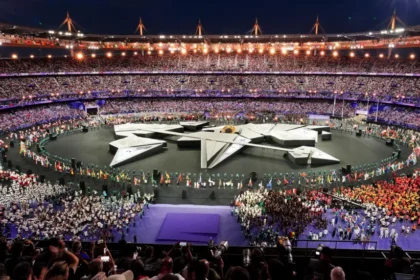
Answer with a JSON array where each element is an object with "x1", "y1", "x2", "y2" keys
[{"x1": 43, "y1": 127, "x2": 405, "y2": 176}]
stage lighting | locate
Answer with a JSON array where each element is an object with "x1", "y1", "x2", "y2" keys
[
  {"x1": 320, "y1": 51, "x2": 325, "y2": 56},
  {"x1": 30, "y1": 55, "x2": 34, "y2": 59},
  {"x1": 47, "y1": 55, "x2": 52, "y2": 59},
  {"x1": 365, "y1": 53, "x2": 370, "y2": 58},
  {"x1": 11, "y1": 54, "x2": 18, "y2": 59},
  {"x1": 134, "y1": 51, "x2": 138, "y2": 55},
  {"x1": 306, "y1": 50, "x2": 311, "y2": 55},
  {"x1": 395, "y1": 54, "x2": 399, "y2": 58},
  {"x1": 270, "y1": 48, "x2": 276, "y2": 55},
  {"x1": 332, "y1": 51, "x2": 338, "y2": 57},
  {"x1": 181, "y1": 48, "x2": 187, "y2": 55},
  {"x1": 121, "y1": 52, "x2": 126, "y2": 56},
  {"x1": 349, "y1": 52, "x2": 355, "y2": 57},
  {"x1": 158, "y1": 50, "x2": 163, "y2": 55},
  {"x1": 106, "y1": 52, "x2": 112, "y2": 58},
  {"x1": 91, "y1": 53, "x2": 96, "y2": 58},
  {"x1": 258, "y1": 48, "x2": 264, "y2": 54},
  {"x1": 76, "y1": 52, "x2": 84, "y2": 60},
  {"x1": 293, "y1": 49, "x2": 299, "y2": 55},
  {"x1": 379, "y1": 53, "x2": 384, "y2": 58},
  {"x1": 410, "y1": 54, "x2": 415, "y2": 59}
]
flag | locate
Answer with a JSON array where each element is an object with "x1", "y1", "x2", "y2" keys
[
  {"x1": 178, "y1": 173, "x2": 183, "y2": 183},
  {"x1": 134, "y1": 177, "x2": 139, "y2": 186},
  {"x1": 266, "y1": 178, "x2": 272, "y2": 189},
  {"x1": 283, "y1": 176, "x2": 288, "y2": 185},
  {"x1": 160, "y1": 173, "x2": 165, "y2": 184},
  {"x1": 248, "y1": 177, "x2": 253, "y2": 187},
  {"x1": 277, "y1": 178, "x2": 281, "y2": 186},
  {"x1": 165, "y1": 171, "x2": 170, "y2": 184}
]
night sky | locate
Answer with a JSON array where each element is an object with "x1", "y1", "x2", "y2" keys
[{"x1": 0, "y1": 0, "x2": 420, "y2": 35}]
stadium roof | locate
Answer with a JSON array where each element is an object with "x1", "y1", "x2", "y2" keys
[{"x1": 1, "y1": 21, "x2": 419, "y2": 44}]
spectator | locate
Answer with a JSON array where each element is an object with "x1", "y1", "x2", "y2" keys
[
  {"x1": 330, "y1": 267, "x2": 346, "y2": 280},
  {"x1": 0, "y1": 263, "x2": 8, "y2": 280},
  {"x1": 44, "y1": 261, "x2": 71, "y2": 280},
  {"x1": 107, "y1": 270, "x2": 134, "y2": 280},
  {"x1": 4, "y1": 242, "x2": 31, "y2": 277},
  {"x1": 306, "y1": 246, "x2": 335, "y2": 280},
  {"x1": 384, "y1": 246, "x2": 411, "y2": 275},
  {"x1": 150, "y1": 257, "x2": 184, "y2": 280},
  {"x1": 266, "y1": 258, "x2": 286, "y2": 280},
  {"x1": 13, "y1": 262, "x2": 32, "y2": 280},
  {"x1": 81, "y1": 259, "x2": 104, "y2": 280},
  {"x1": 130, "y1": 259, "x2": 147, "y2": 280},
  {"x1": 225, "y1": 267, "x2": 249, "y2": 280}
]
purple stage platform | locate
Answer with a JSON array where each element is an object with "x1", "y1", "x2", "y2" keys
[
  {"x1": 132, "y1": 204, "x2": 248, "y2": 246},
  {"x1": 156, "y1": 213, "x2": 220, "y2": 243}
]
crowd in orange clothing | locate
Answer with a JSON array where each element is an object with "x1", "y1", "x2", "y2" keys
[{"x1": 332, "y1": 172, "x2": 420, "y2": 225}]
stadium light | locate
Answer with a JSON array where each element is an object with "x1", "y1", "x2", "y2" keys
[
  {"x1": 226, "y1": 47, "x2": 232, "y2": 53},
  {"x1": 76, "y1": 52, "x2": 84, "y2": 60},
  {"x1": 293, "y1": 49, "x2": 299, "y2": 55},
  {"x1": 237, "y1": 48, "x2": 242, "y2": 53},
  {"x1": 91, "y1": 53, "x2": 96, "y2": 58},
  {"x1": 11, "y1": 54, "x2": 18, "y2": 59},
  {"x1": 106, "y1": 52, "x2": 112, "y2": 58},
  {"x1": 181, "y1": 48, "x2": 187, "y2": 55},
  {"x1": 121, "y1": 52, "x2": 126, "y2": 56},
  {"x1": 47, "y1": 55, "x2": 52, "y2": 59},
  {"x1": 332, "y1": 51, "x2": 338, "y2": 57},
  {"x1": 248, "y1": 48, "x2": 254, "y2": 54},
  {"x1": 158, "y1": 50, "x2": 164, "y2": 55},
  {"x1": 203, "y1": 48, "x2": 208, "y2": 54},
  {"x1": 258, "y1": 48, "x2": 264, "y2": 54},
  {"x1": 349, "y1": 52, "x2": 355, "y2": 58},
  {"x1": 281, "y1": 49, "x2": 287, "y2": 55},
  {"x1": 410, "y1": 54, "x2": 415, "y2": 59},
  {"x1": 379, "y1": 53, "x2": 384, "y2": 58},
  {"x1": 306, "y1": 50, "x2": 311, "y2": 55},
  {"x1": 364, "y1": 53, "x2": 370, "y2": 58},
  {"x1": 30, "y1": 55, "x2": 34, "y2": 59},
  {"x1": 320, "y1": 51, "x2": 325, "y2": 56},
  {"x1": 395, "y1": 54, "x2": 399, "y2": 59},
  {"x1": 269, "y1": 48, "x2": 276, "y2": 55},
  {"x1": 147, "y1": 50, "x2": 152, "y2": 55},
  {"x1": 134, "y1": 52, "x2": 138, "y2": 55}
]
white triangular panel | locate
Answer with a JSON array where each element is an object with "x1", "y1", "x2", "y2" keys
[
  {"x1": 206, "y1": 140, "x2": 227, "y2": 161},
  {"x1": 110, "y1": 144, "x2": 161, "y2": 167},
  {"x1": 110, "y1": 135, "x2": 166, "y2": 149},
  {"x1": 209, "y1": 136, "x2": 251, "y2": 168}
]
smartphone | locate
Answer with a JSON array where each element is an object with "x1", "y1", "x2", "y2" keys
[
  {"x1": 179, "y1": 242, "x2": 187, "y2": 247},
  {"x1": 101, "y1": 256, "x2": 110, "y2": 262}
]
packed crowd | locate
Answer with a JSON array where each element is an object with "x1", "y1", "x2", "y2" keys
[
  {"x1": 1, "y1": 74, "x2": 419, "y2": 101},
  {"x1": 234, "y1": 189, "x2": 330, "y2": 246},
  {"x1": 0, "y1": 168, "x2": 154, "y2": 242},
  {"x1": 98, "y1": 99, "x2": 355, "y2": 117},
  {"x1": 1, "y1": 54, "x2": 420, "y2": 73},
  {"x1": 233, "y1": 169, "x2": 420, "y2": 248},
  {"x1": 0, "y1": 105, "x2": 87, "y2": 133}
]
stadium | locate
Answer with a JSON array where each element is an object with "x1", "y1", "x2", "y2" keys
[{"x1": 0, "y1": 5, "x2": 420, "y2": 280}]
